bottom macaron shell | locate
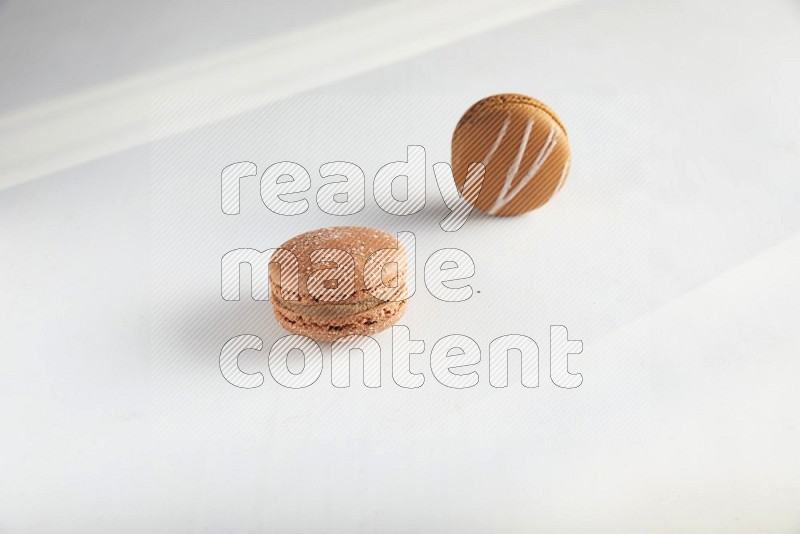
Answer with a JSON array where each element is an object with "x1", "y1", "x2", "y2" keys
[{"x1": 272, "y1": 299, "x2": 408, "y2": 342}]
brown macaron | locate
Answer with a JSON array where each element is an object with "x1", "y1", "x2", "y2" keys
[
  {"x1": 270, "y1": 226, "x2": 408, "y2": 342},
  {"x1": 451, "y1": 94, "x2": 571, "y2": 216}
]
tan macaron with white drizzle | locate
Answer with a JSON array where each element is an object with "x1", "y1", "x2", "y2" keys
[{"x1": 451, "y1": 94, "x2": 571, "y2": 216}]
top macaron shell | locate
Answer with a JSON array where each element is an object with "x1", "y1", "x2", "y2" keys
[
  {"x1": 451, "y1": 94, "x2": 571, "y2": 216},
  {"x1": 269, "y1": 226, "x2": 408, "y2": 305}
]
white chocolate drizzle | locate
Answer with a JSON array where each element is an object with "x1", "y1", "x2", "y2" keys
[
  {"x1": 555, "y1": 159, "x2": 571, "y2": 193},
  {"x1": 482, "y1": 116, "x2": 510, "y2": 168},
  {"x1": 486, "y1": 116, "x2": 558, "y2": 214}
]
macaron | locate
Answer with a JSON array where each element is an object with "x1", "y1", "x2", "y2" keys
[
  {"x1": 451, "y1": 94, "x2": 571, "y2": 216},
  {"x1": 270, "y1": 226, "x2": 409, "y2": 341}
]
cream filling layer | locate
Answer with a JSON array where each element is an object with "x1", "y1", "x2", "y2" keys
[{"x1": 275, "y1": 296, "x2": 389, "y2": 320}]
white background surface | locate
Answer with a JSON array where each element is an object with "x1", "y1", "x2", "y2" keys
[{"x1": 1, "y1": 0, "x2": 800, "y2": 532}]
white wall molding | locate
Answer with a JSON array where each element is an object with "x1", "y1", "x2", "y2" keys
[{"x1": 0, "y1": 0, "x2": 577, "y2": 191}]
